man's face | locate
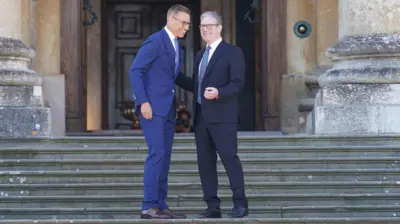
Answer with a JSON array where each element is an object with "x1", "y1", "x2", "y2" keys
[
  {"x1": 200, "y1": 16, "x2": 222, "y2": 43},
  {"x1": 169, "y1": 11, "x2": 191, "y2": 38}
]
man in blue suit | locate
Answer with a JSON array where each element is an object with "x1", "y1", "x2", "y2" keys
[{"x1": 129, "y1": 4, "x2": 192, "y2": 219}]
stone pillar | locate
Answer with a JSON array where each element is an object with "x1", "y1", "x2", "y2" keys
[
  {"x1": 315, "y1": 0, "x2": 338, "y2": 68},
  {"x1": 0, "y1": 0, "x2": 51, "y2": 138},
  {"x1": 315, "y1": 0, "x2": 400, "y2": 135},
  {"x1": 34, "y1": 0, "x2": 60, "y2": 75},
  {"x1": 33, "y1": 0, "x2": 65, "y2": 136}
]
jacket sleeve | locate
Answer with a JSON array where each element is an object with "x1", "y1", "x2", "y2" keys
[
  {"x1": 129, "y1": 38, "x2": 158, "y2": 105},
  {"x1": 176, "y1": 72, "x2": 194, "y2": 93},
  {"x1": 217, "y1": 47, "x2": 245, "y2": 99}
]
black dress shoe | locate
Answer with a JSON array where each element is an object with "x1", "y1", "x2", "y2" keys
[
  {"x1": 198, "y1": 207, "x2": 222, "y2": 218},
  {"x1": 228, "y1": 206, "x2": 249, "y2": 218}
]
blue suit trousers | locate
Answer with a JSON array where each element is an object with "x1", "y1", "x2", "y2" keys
[{"x1": 139, "y1": 101, "x2": 176, "y2": 210}]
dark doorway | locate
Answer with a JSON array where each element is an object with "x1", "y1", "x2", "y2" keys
[
  {"x1": 236, "y1": 0, "x2": 256, "y2": 131},
  {"x1": 103, "y1": 0, "x2": 200, "y2": 129}
]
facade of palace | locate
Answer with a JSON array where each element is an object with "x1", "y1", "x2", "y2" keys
[{"x1": 0, "y1": 0, "x2": 399, "y2": 137}]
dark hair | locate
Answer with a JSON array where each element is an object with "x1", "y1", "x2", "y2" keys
[{"x1": 167, "y1": 4, "x2": 191, "y2": 16}]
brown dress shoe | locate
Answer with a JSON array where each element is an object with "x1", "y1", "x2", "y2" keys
[
  {"x1": 140, "y1": 208, "x2": 170, "y2": 219},
  {"x1": 162, "y1": 209, "x2": 186, "y2": 219}
]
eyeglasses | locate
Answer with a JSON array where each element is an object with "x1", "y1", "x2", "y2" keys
[
  {"x1": 172, "y1": 16, "x2": 191, "y2": 27},
  {"x1": 199, "y1": 24, "x2": 219, "y2": 30}
]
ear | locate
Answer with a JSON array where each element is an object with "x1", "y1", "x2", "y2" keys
[{"x1": 218, "y1": 25, "x2": 223, "y2": 32}]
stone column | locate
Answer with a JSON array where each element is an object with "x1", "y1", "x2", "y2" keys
[
  {"x1": 0, "y1": 0, "x2": 51, "y2": 137},
  {"x1": 34, "y1": 0, "x2": 60, "y2": 75},
  {"x1": 33, "y1": 0, "x2": 65, "y2": 136},
  {"x1": 315, "y1": 0, "x2": 400, "y2": 135}
]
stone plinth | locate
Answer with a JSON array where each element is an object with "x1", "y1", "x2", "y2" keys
[
  {"x1": 0, "y1": 37, "x2": 51, "y2": 138},
  {"x1": 314, "y1": 0, "x2": 400, "y2": 135}
]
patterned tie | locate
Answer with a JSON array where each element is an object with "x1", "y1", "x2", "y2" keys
[
  {"x1": 173, "y1": 38, "x2": 179, "y2": 74},
  {"x1": 197, "y1": 46, "x2": 211, "y2": 104}
]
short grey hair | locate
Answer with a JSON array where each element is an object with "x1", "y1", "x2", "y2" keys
[{"x1": 200, "y1": 11, "x2": 222, "y2": 25}]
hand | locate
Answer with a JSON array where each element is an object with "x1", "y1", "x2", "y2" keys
[
  {"x1": 204, "y1": 87, "x2": 219, "y2": 100},
  {"x1": 140, "y1": 102, "x2": 152, "y2": 120}
]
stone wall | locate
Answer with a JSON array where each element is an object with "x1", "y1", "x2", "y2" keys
[{"x1": 281, "y1": 0, "x2": 338, "y2": 134}]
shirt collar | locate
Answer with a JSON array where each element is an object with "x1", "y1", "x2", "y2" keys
[
  {"x1": 164, "y1": 26, "x2": 176, "y2": 41},
  {"x1": 207, "y1": 38, "x2": 223, "y2": 50}
]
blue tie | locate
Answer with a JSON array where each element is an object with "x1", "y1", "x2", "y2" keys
[
  {"x1": 173, "y1": 38, "x2": 179, "y2": 74},
  {"x1": 197, "y1": 46, "x2": 211, "y2": 104}
]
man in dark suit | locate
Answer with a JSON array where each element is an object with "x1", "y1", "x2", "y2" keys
[
  {"x1": 129, "y1": 4, "x2": 192, "y2": 219},
  {"x1": 176, "y1": 11, "x2": 249, "y2": 218}
]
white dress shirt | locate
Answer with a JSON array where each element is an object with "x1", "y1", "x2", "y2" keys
[
  {"x1": 164, "y1": 27, "x2": 178, "y2": 51},
  {"x1": 199, "y1": 37, "x2": 222, "y2": 70}
]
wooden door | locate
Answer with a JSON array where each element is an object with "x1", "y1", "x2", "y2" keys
[
  {"x1": 106, "y1": 2, "x2": 196, "y2": 129},
  {"x1": 61, "y1": 0, "x2": 86, "y2": 132}
]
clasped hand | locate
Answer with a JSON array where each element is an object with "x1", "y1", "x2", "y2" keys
[{"x1": 204, "y1": 87, "x2": 218, "y2": 100}]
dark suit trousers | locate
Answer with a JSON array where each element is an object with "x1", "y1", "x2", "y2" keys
[
  {"x1": 139, "y1": 100, "x2": 176, "y2": 211},
  {"x1": 194, "y1": 103, "x2": 247, "y2": 209}
]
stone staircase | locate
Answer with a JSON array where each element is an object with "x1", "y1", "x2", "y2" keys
[{"x1": 1, "y1": 134, "x2": 400, "y2": 223}]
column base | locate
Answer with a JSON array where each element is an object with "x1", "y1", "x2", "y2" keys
[
  {"x1": 0, "y1": 36, "x2": 51, "y2": 138},
  {"x1": 0, "y1": 107, "x2": 50, "y2": 138},
  {"x1": 0, "y1": 86, "x2": 43, "y2": 106},
  {"x1": 315, "y1": 105, "x2": 400, "y2": 135},
  {"x1": 314, "y1": 33, "x2": 400, "y2": 135}
]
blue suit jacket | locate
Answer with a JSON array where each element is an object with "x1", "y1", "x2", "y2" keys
[{"x1": 129, "y1": 29, "x2": 182, "y2": 116}]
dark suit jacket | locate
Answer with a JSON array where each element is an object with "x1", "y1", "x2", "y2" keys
[
  {"x1": 176, "y1": 40, "x2": 245, "y2": 124},
  {"x1": 129, "y1": 29, "x2": 182, "y2": 117}
]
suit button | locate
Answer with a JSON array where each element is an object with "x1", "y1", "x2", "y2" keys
[{"x1": 172, "y1": 90, "x2": 175, "y2": 93}]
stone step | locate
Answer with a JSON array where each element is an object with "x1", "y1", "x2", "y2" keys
[
  {"x1": 3, "y1": 135, "x2": 400, "y2": 147},
  {"x1": 1, "y1": 218, "x2": 400, "y2": 224},
  {"x1": 2, "y1": 181, "x2": 399, "y2": 196},
  {"x1": 0, "y1": 205, "x2": 399, "y2": 219},
  {"x1": 2, "y1": 145, "x2": 400, "y2": 160},
  {"x1": 2, "y1": 157, "x2": 400, "y2": 171},
  {"x1": 1, "y1": 193, "x2": 399, "y2": 208},
  {"x1": 1, "y1": 168, "x2": 399, "y2": 184}
]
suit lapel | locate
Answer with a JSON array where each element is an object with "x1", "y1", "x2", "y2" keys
[
  {"x1": 204, "y1": 41, "x2": 225, "y2": 78},
  {"x1": 160, "y1": 29, "x2": 176, "y2": 76}
]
